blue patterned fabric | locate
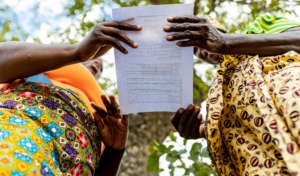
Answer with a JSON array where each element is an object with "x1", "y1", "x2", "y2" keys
[
  {"x1": 40, "y1": 160, "x2": 55, "y2": 176},
  {"x1": 14, "y1": 152, "x2": 33, "y2": 164},
  {"x1": 6, "y1": 116, "x2": 29, "y2": 126},
  {"x1": 0, "y1": 129, "x2": 13, "y2": 140},
  {"x1": 24, "y1": 107, "x2": 44, "y2": 120},
  {"x1": 51, "y1": 150, "x2": 60, "y2": 169},
  {"x1": 43, "y1": 122, "x2": 63, "y2": 139},
  {"x1": 11, "y1": 169, "x2": 26, "y2": 176},
  {"x1": 16, "y1": 137, "x2": 39, "y2": 155},
  {"x1": 34, "y1": 128, "x2": 53, "y2": 143}
]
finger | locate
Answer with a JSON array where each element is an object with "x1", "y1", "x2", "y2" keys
[
  {"x1": 164, "y1": 23, "x2": 201, "y2": 32},
  {"x1": 171, "y1": 108, "x2": 184, "y2": 130},
  {"x1": 176, "y1": 39, "x2": 206, "y2": 47},
  {"x1": 103, "y1": 21, "x2": 142, "y2": 31},
  {"x1": 178, "y1": 104, "x2": 195, "y2": 135},
  {"x1": 167, "y1": 15, "x2": 206, "y2": 23},
  {"x1": 109, "y1": 95, "x2": 121, "y2": 119},
  {"x1": 121, "y1": 17, "x2": 135, "y2": 23},
  {"x1": 101, "y1": 35, "x2": 128, "y2": 54},
  {"x1": 190, "y1": 117, "x2": 202, "y2": 139},
  {"x1": 199, "y1": 115, "x2": 206, "y2": 138},
  {"x1": 91, "y1": 102, "x2": 107, "y2": 117},
  {"x1": 101, "y1": 94, "x2": 114, "y2": 116},
  {"x1": 93, "y1": 111, "x2": 105, "y2": 132},
  {"x1": 182, "y1": 106, "x2": 200, "y2": 138},
  {"x1": 93, "y1": 48, "x2": 109, "y2": 60},
  {"x1": 166, "y1": 31, "x2": 202, "y2": 41},
  {"x1": 93, "y1": 46, "x2": 111, "y2": 58},
  {"x1": 120, "y1": 108, "x2": 129, "y2": 126},
  {"x1": 101, "y1": 26, "x2": 138, "y2": 48}
]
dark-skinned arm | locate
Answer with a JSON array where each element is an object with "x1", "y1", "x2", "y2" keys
[
  {"x1": 92, "y1": 95, "x2": 129, "y2": 176},
  {"x1": 0, "y1": 21, "x2": 141, "y2": 83},
  {"x1": 95, "y1": 147, "x2": 125, "y2": 176},
  {"x1": 164, "y1": 15, "x2": 300, "y2": 56},
  {"x1": 0, "y1": 42, "x2": 79, "y2": 83},
  {"x1": 222, "y1": 27, "x2": 300, "y2": 55}
]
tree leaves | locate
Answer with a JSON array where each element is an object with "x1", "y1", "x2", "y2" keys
[
  {"x1": 147, "y1": 132, "x2": 214, "y2": 175},
  {"x1": 169, "y1": 131, "x2": 176, "y2": 142},
  {"x1": 146, "y1": 139, "x2": 175, "y2": 173},
  {"x1": 147, "y1": 154, "x2": 160, "y2": 172},
  {"x1": 183, "y1": 138, "x2": 187, "y2": 145}
]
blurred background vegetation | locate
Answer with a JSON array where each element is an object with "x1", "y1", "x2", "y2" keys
[{"x1": 1, "y1": 0, "x2": 300, "y2": 175}]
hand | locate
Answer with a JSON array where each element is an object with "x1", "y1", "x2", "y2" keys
[
  {"x1": 194, "y1": 47, "x2": 220, "y2": 65},
  {"x1": 170, "y1": 104, "x2": 205, "y2": 139},
  {"x1": 77, "y1": 19, "x2": 142, "y2": 62},
  {"x1": 91, "y1": 95, "x2": 129, "y2": 150},
  {"x1": 164, "y1": 15, "x2": 225, "y2": 54}
]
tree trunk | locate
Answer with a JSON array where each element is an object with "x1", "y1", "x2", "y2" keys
[
  {"x1": 119, "y1": 97, "x2": 204, "y2": 175},
  {"x1": 119, "y1": 111, "x2": 175, "y2": 176}
]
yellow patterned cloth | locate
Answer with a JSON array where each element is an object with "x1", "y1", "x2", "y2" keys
[
  {"x1": 205, "y1": 15, "x2": 228, "y2": 33},
  {"x1": 205, "y1": 16, "x2": 300, "y2": 175},
  {"x1": 0, "y1": 81, "x2": 101, "y2": 176}
]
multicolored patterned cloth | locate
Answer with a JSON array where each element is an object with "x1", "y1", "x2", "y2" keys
[
  {"x1": 244, "y1": 15, "x2": 300, "y2": 34},
  {"x1": 205, "y1": 16, "x2": 300, "y2": 175},
  {"x1": 0, "y1": 81, "x2": 101, "y2": 176}
]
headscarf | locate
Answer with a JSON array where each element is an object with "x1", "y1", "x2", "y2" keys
[{"x1": 205, "y1": 15, "x2": 228, "y2": 33}]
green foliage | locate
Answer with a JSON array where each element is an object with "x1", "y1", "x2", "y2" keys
[
  {"x1": 147, "y1": 131, "x2": 215, "y2": 176},
  {"x1": 147, "y1": 139, "x2": 174, "y2": 173}
]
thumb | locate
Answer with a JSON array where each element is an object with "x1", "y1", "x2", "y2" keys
[
  {"x1": 93, "y1": 110, "x2": 104, "y2": 131},
  {"x1": 93, "y1": 46, "x2": 111, "y2": 59},
  {"x1": 91, "y1": 102, "x2": 107, "y2": 132},
  {"x1": 91, "y1": 102, "x2": 107, "y2": 117}
]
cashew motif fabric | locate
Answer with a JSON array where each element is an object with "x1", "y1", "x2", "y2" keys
[{"x1": 205, "y1": 52, "x2": 300, "y2": 176}]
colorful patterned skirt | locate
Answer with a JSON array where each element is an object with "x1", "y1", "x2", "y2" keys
[
  {"x1": 205, "y1": 51, "x2": 300, "y2": 176},
  {"x1": 0, "y1": 81, "x2": 101, "y2": 176}
]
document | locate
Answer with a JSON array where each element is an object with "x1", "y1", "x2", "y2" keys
[{"x1": 112, "y1": 4, "x2": 193, "y2": 114}]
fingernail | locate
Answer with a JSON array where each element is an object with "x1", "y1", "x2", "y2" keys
[
  {"x1": 133, "y1": 43, "x2": 138, "y2": 48},
  {"x1": 124, "y1": 50, "x2": 128, "y2": 54},
  {"x1": 137, "y1": 25, "x2": 142, "y2": 29},
  {"x1": 197, "y1": 114, "x2": 202, "y2": 120},
  {"x1": 164, "y1": 26, "x2": 170, "y2": 31},
  {"x1": 176, "y1": 42, "x2": 182, "y2": 46},
  {"x1": 166, "y1": 36, "x2": 173, "y2": 40},
  {"x1": 167, "y1": 17, "x2": 173, "y2": 21},
  {"x1": 179, "y1": 109, "x2": 184, "y2": 114},
  {"x1": 189, "y1": 105, "x2": 194, "y2": 110}
]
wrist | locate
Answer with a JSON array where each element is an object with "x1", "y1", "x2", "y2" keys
[
  {"x1": 73, "y1": 43, "x2": 84, "y2": 62},
  {"x1": 105, "y1": 146, "x2": 126, "y2": 153},
  {"x1": 220, "y1": 33, "x2": 232, "y2": 54}
]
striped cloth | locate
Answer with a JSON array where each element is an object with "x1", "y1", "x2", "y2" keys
[{"x1": 243, "y1": 15, "x2": 300, "y2": 34}]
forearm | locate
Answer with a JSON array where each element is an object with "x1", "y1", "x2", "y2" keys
[
  {"x1": 221, "y1": 31, "x2": 300, "y2": 55},
  {"x1": 0, "y1": 42, "x2": 80, "y2": 83},
  {"x1": 95, "y1": 147, "x2": 125, "y2": 176}
]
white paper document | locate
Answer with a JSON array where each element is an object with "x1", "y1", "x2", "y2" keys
[{"x1": 112, "y1": 4, "x2": 193, "y2": 114}]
